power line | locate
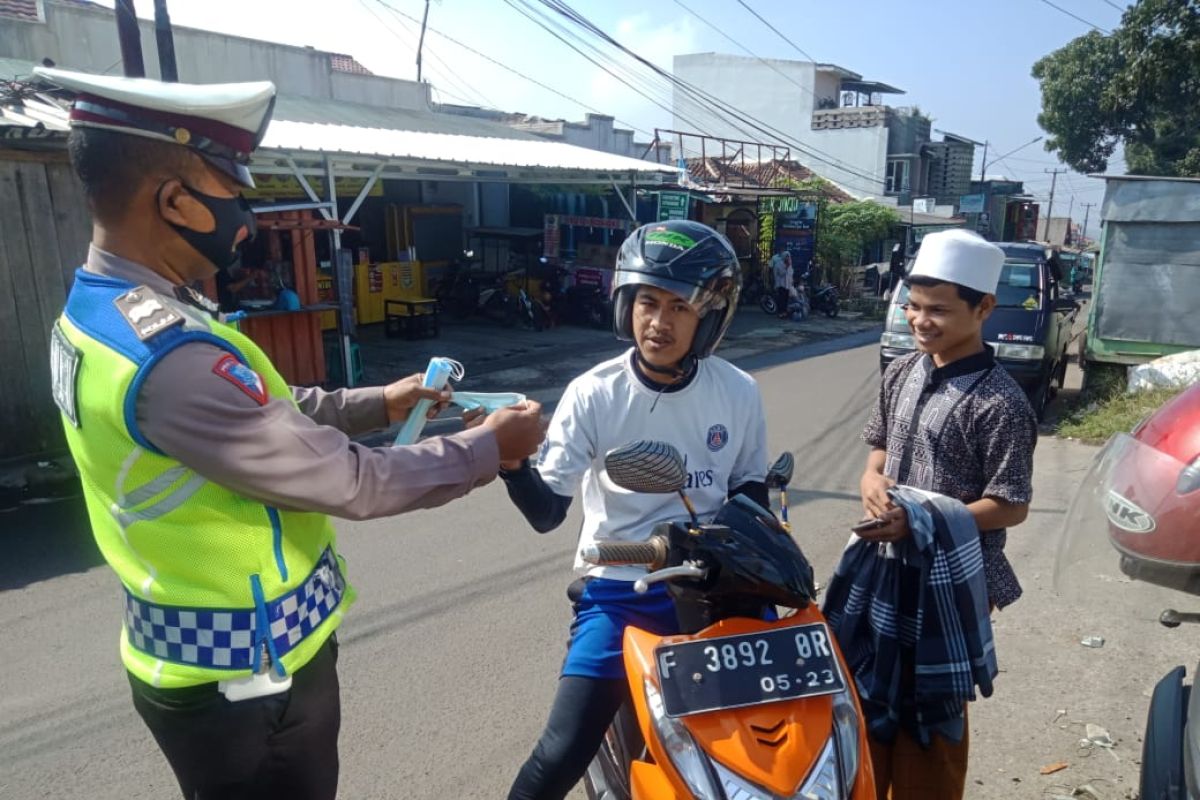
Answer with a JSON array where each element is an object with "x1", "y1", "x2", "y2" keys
[
  {"x1": 366, "y1": 0, "x2": 497, "y2": 110},
  {"x1": 500, "y1": 0, "x2": 717, "y2": 137},
  {"x1": 671, "y1": 0, "x2": 816, "y2": 100},
  {"x1": 532, "y1": 0, "x2": 890, "y2": 191},
  {"x1": 1100, "y1": 0, "x2": 1126, "y2": 12},
  {"x1": 538, "y1": 0, "x2": 883, "y2": 185},
  {"x1": 375, "y1": 0, "x2": 654, "y2": 138},
  {"x1": 735, "y1": 0, "x2": 817, "y2": 63},
  {"x1": 1037, "y1": 0, "x2": 1112, "y2": 33}
]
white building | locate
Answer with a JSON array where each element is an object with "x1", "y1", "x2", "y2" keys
[{"x1": 673, "y1": 52, "x2": 938, "y2": 202}]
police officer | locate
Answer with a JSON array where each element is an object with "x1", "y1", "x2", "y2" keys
[{"x1": 38, "y1": 67, "x2": 545, "y2": 800}]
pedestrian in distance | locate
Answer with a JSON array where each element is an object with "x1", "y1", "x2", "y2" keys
[
  {"x1": 770, "y1": 246, "x2": 793, "y2": 320},
  {"x1": 39, "y1": 66, "x2": 546, "y2": 800}
]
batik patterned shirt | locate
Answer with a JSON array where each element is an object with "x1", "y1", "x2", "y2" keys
[{"x1": 862, "y1": 347, "x2": 1038, "y2": 608}]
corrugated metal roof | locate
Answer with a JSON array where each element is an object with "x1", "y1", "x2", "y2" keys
[
  {"x1": 273, "y1": 94, "x2": 539, "y2": 141},
  {"x1": 0, "y1": 64, "x2": 674, "y2": 179},
  {"x1": 260, "y1": 118, "x2": 676, "y2": 177}
]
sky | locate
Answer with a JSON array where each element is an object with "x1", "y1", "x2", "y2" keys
[{"x1": 88, "y1": 0, "x2": 1130, "y2": 240}]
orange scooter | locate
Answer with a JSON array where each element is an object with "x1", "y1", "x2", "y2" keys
[{"x1": 582, "y1": 443, "x2": 874, "y2": 800}]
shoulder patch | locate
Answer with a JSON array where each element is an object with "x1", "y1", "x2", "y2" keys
[
  {"x1": 212, "y1": 354, "x2": 268, "y2": 406},
  {"x1": 50, "y1": 323, "x2": 82, "y2": 427},
  {"x1": 113, "y1": 287, "x2": 184, "y2": 341}
]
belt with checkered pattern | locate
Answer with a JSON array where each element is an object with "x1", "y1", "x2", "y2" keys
[{"x1": 123, "y1": 548, "x2": 345, "y2": 671}]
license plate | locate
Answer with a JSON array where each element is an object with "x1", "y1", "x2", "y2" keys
[{"x1": 655, "y1": 623, "x2": 845, "y2": 717}]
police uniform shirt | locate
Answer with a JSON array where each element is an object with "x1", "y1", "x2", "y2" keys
[
  {"x1": 862, "y1": 348, "x2": 1037, "y2": 608},
  {"x1": 537, "y1": 350, "x2": 769, "y2": 581},
  {"x1": 84, "y1": 246, "x2": 499, "y2": 518}
]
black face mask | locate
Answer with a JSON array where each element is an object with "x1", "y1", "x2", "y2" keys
[{"x1": 162, "y1": 183, "x2": 257, "y2": 270}]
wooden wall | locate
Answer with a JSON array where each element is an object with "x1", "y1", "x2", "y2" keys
[{"x1": 0, "y1": 150, "x2": 93, "y2": 464}]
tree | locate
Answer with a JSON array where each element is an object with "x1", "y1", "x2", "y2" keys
[{"x1": 1032, "y1": 0, "x2": 1200, "y2": 177}]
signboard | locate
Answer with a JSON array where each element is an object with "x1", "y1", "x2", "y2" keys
[
  {"x1": 913, "y1": 224, "x2": 963, "y2": 244},
  {"x1": 913, "y1": 197, "x2": 936, "y2": 214},
  {"x1": 242, "y1": 174, "x2": 385, "y2": 201},
  {"x1": 657, "y1": 191, "x2": 690, "y2": 221},
  {"x1": 959, "y1": 194, "x2": 986, "y2": 214},
  {"x1": 773, "y1": 201, "x2": 819, "y2": 273}
]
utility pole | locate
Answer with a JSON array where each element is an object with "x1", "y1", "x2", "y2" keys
[
  {"x1": 1043, "y1": 168, "x2": 1066, "y2": 241},
  {"x1": 113, "y1": 0, "x2": 145, "y2": 78},
  {"x1": 153, "y1": 0, "x2": 178, "y2": 82},
  {"x1": 1081, "y1": 202, "x2": 1096, "y2": 246},
  {"x1": 416, "y1": 0, "x2": 431, "y2": 83},
  {"x1": 979, "y1": 141, "x2": 989, "y2": 183}
]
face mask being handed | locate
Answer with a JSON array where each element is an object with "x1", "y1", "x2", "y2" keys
[{"x1": 164, "y1": 183, "x2": 257, "y2": 270}]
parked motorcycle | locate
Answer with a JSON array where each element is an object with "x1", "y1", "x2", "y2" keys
[
  {"x1": 1056, "y1": 382, "x2": 1200, "y2": 799},
  {"x1": 435, "y1": 251, "x2": 518, "y2": 326},
  {"x1": 740, "y1": 268, "x2": 777, "y2": 316},
  {"x1": 559, "y1": 269, "x2": 612, "y2": 330},
  {"x1": 583, "y1": 441, "x2": 874, "y2": 800},
  {"x1": 506, "y1": 266, "x2": 550, "y2": 332},
  {"x1": 801, "y1": 269, "x2": 840, "y2": 318}
]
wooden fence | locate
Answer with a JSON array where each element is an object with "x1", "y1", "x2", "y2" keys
[{"x1": 0, "y1": 149, "x2": 92, "y2": 464}]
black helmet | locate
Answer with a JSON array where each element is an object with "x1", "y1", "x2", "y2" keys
[{"x1": 612, "y1": 220, "x2": 740, "y2": 361}]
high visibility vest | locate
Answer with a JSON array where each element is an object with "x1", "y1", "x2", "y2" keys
[{"x1": 51, "y1": 268, "x2": 355, "y2": 688}]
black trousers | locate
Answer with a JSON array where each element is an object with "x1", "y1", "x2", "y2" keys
[
  {"x1": 775, "y1": 286, "x2": 790, "y2": 316},
  {"x1": 129, "y1": 637, "x2": 340, "y2": 800},
  {"x1": 507, "y1": 675, "x2": 627, "y2": 800}
]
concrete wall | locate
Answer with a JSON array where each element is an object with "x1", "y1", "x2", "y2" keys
[
  {"x1": 512, "y1": 113, "x2": 658, "y2": 160},
  {"x1": 0, "y1": 1, "x2": 430, "y2": 109},
  {"x1": 808, "y1": 125, "x2": 887, "y2": 197},
  {"x1": 673, "y1": 53, "x2": 812, "y2": 147},
  {"x1": 673, "y1": 53, "x2": 886, "y2": 197}
]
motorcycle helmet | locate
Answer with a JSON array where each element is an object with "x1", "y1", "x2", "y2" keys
[
  {"x1": 1057, "y1": 381, "x2": 1200, "y2": 597},
  {"x1": 612, "y1": 220, "x2": 740, "y2": 364}
]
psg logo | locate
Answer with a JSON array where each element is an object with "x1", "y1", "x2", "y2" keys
[{"x1": 706, "y1": 424, "x2": 729, "y2": 452}]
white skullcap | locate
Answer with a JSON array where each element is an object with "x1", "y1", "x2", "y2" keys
[{"x1": 909, "y1": 229, "x2": 1005, "y2": 295}]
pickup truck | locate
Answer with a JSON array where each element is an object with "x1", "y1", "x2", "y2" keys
[{"x1": 880, "y1": 242, "x2": 1080, "y2": 419}]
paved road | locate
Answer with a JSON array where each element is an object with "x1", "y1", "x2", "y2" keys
[{"x1": 1, "y1": 332, "x2": 1186, "y2": 799}]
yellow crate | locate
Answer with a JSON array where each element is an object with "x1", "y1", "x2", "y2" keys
[
  {"x1": 381, "y1": 261, "x2": 434, "y2": 302},
  {"x1": 354, "y1": 262, "x2": 385, "y2": 325}
]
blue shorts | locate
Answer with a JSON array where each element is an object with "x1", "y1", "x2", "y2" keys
[{"x1": 562, "y1": 578, "x2": 680, "y2": 680}]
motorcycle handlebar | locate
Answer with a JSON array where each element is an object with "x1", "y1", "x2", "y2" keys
[{"x1": 580, "y1": 537, "x2": 667, "y2": 568}]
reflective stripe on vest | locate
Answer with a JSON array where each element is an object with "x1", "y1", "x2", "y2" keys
[{"x1": 124, "y1": 547, "x2": 346, "y2": 671}]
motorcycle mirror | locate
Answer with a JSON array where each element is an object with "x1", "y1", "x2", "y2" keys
[
  {"x1": 766, "y1": 452, "x2": 795, "y2": 488},
  {"x1": 604, "y1": 440, "x2": 687, "y2": 494}
]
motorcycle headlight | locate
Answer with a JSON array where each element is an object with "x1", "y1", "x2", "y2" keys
[
  {"x1": 796, "y1": 736, "x2": 840, "y2": 799},
  {"x1": 644, "y1": 679, "x2": 722, "y2": 800},
  {"x1": 831, "y1": 690, "x2": 861, "y2": 796},
  {"x1": 994, "y1": 343, "x2": 1045, "y2": 361}
]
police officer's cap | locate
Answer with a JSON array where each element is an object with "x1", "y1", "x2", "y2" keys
[{"x1": 34, "y1": 66, "x2": 276, "y2": 188}]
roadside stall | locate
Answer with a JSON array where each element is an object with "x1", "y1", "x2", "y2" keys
[
  {"x1": 225, "y1": 210, "x2": 345, "y2": 385},
  {"x1": 542, "y1": 212, "x2": 635, "y2": 296}
]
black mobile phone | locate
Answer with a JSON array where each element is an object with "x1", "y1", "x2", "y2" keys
[{"x1": 851, "y1": 517, "x2": 886, "y2": 533}]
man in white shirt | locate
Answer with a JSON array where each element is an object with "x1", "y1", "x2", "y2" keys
[
  {"x1": 770, "y1": 247, "x2": 793, "y2": 319},
  {"x1": 499, "y1": 220, "x2": 770, "y2": 799}
]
